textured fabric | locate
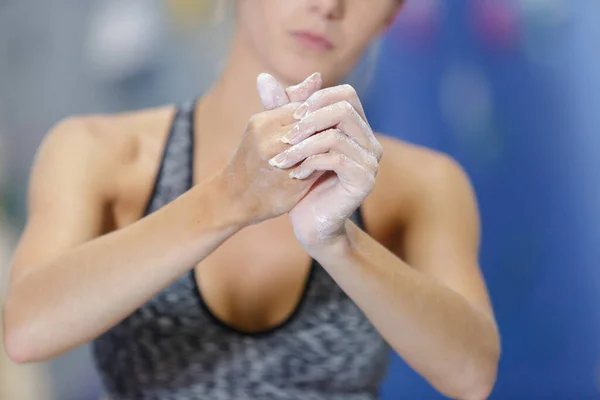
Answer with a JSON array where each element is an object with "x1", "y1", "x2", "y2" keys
[{"x1": 92, "y1": 101, "x2": 390, "y2": 400}]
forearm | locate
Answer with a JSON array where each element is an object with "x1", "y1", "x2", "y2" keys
[
  {"x1": 308, "y1": 221, "x2": 499, "y2": 400},
  {"x1": 3, "y1": 174, "x2": 248, "y2": 363}
]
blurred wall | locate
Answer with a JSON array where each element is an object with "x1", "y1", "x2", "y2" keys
[{"x1": 365, "y1": 1, "x2": 599, "y2": 398}]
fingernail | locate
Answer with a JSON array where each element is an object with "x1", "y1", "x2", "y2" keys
[
  {"x1": 268, "y1": 153, "x2": 285, "y2": 167},
  {"x1": 293, "y1": 103, "x2": 310, "y2": 120},
  {"x1": 282, "y1": 125, "x2": 300, "y2": 144},
  {"x1": 290, "y1": 169, "x2": 310, "y2": 179},
  {"x1": 308, "y1": 72, "x2": 321, "y2": 82}
]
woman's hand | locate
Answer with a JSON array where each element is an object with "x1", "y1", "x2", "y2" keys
[
  {"x1": 220, "y1": 73, "x2": 324, "y2": 224},
  {"x1": 268, "y1": 84, "x2": 383, "y2": 247}
]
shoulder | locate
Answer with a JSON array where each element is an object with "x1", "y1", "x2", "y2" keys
[
  {"x1": 32, "y1": 105, "x2": 176, "y2": 197},
  {"x1": 374, "y1": 134, "x2": 477, "y2": 222},
  {"x1": 377, "y1": 134, "x2": 471, "y2": 188},
  {"x1": 40, "y1": 105, "x2": 175, "y2": 163}
]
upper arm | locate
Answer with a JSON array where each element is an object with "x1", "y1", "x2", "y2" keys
[
  {"x1": 400, "y1": 154, "x2": 495, "y2": 320},
  {"x1": 9, "y1": 118, "x2": 112, "y2": 284}
]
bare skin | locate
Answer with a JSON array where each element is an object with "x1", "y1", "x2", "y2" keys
[
  {"x1": 3, "y1": 1, "x2": 500, "y2": 399},
  {"x1": 4, "y1": 101, "x2": 496, "y2": 392}
]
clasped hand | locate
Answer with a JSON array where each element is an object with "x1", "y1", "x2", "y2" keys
[{"x1": 223, "y1": 72, "x2": 382, "y2": 248}]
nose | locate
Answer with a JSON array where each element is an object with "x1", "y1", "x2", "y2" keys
[{"x1": 307, "y1": 0, "x2": 344, "y2": 20}]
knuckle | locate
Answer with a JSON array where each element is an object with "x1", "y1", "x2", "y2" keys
[
  {"x1": 333, "y1": 101, "x2": 354, "y2": 119},
  {"x1": 333, "y1": 152, "x2": 347, "y2": 167},
  {"x1": 258, "y1": 141, "x2": 274, "y2": 160},
  {"x1": 369, "y1": 155, "x2": 380, "y2": 174},
  {"x1": 326, "y1": 129, "x2": 345, "y2": 143},
  {"x1": 320, "y1": 130, "x2": 336, "y2": 145},
  {"x1": 341, "y1": 100, "x2": 354, "y2": 113},
  {"x1": 335, "y1": 130, "x2": 347, "y2": 143},
  {"x1": 247, "y1": 114, "x2": 265, "y2": 133},
  {"x1": 366, "y1": 171, "x2": 377, "y2": 186},
  {"x1": 341, "y1": 84, "x2": 357, "y2": 98},
  {"x1": 374, "y1": 143, "x2": 383, "y2": 160}
]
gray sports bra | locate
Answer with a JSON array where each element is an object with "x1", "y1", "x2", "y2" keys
[{"x1": 92, "y1": 101, "x2": 390, "y2": 400}]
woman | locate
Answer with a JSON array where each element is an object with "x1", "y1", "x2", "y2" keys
[{"x1": 3, "y1": 1, "x2": 500, "y2": 399}]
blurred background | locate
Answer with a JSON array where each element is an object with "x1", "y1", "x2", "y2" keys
[{"x1": 1, "y1": 0, "x2": 599, "y2": 399}]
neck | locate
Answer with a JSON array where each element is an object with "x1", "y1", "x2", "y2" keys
[{"x1": 199, "y1": 29, "x2": 296, "y2": 142}]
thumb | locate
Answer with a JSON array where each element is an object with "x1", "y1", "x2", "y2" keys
[{"x1": 257, "y1": 73, "x2": 290, "y2": 110}]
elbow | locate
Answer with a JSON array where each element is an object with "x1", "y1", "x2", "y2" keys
[
  {"x1": 4, "y1": 331, "x2": 33, "y2": 365},
  {"x1": 4, "y1": 330, "x2": 40, "y2": 365},
  {"x1": 3, "y1": 303, "x2": 30, "y2": 364},
  {"x1": 454, "y1": 371, "x2": 498, "y2": 400},
  {"x1": 3, "y1": 300, "x2": 48, "y2": 364},
  {"x1": 443, "y1": 341, "x2": 501, "y2": 400}
]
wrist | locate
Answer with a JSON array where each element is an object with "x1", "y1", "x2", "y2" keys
[
  {"x1": 303, "y1": 223, "x2": 353, "y2": 259},
  {"x1": 198, "y1": 169, "x2": 257, "y2": 230}
]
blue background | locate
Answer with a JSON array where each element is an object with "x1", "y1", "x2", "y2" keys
[{"x1": 368, "y1": 1, "x2": 600, "y2": 398}]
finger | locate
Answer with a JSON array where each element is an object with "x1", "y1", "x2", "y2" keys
[
  {"x1": 292, "y1": 84, "x2": 366, "y2": 121},
  {"x1": 252, "y1": 103, "x2": 305, "y2": 130},
  {"x1": 285, "y1": 72, "x2": 323, "y2": 103},
  {"x1": 283, "y1": 101, "x2": 373, "y2": 150},
  {"x1": 257, "y1": 73, "x2": 290, "y2": 110},
  {"x1": 289, "y1": 152, "x2": 376, "y2": 196},
  {"x1": 269, "y1": 129, "x2": 377, "y2": 172}
]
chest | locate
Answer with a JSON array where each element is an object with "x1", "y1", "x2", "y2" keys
[
  {"x1": 195, "y1": 217, "x2": 316, "y2": 333},
  {"x1": 110, "y1": 118, "x2": 403, "y2": 334},
  {"x1": 96, "y1": 260, "x2": 390, "y2": 397}
]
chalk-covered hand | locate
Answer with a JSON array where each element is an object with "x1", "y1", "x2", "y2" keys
[
  {"x1": 220, "y1": 73, "x2": 323, "y2": 224},
  {"x1": 269, "y1": 84, "x2": 383, "y2": 248}
]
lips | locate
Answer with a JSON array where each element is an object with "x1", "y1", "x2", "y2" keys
[{"x1": 291, "y1": 31, "x2": 334, "y2": 51}]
